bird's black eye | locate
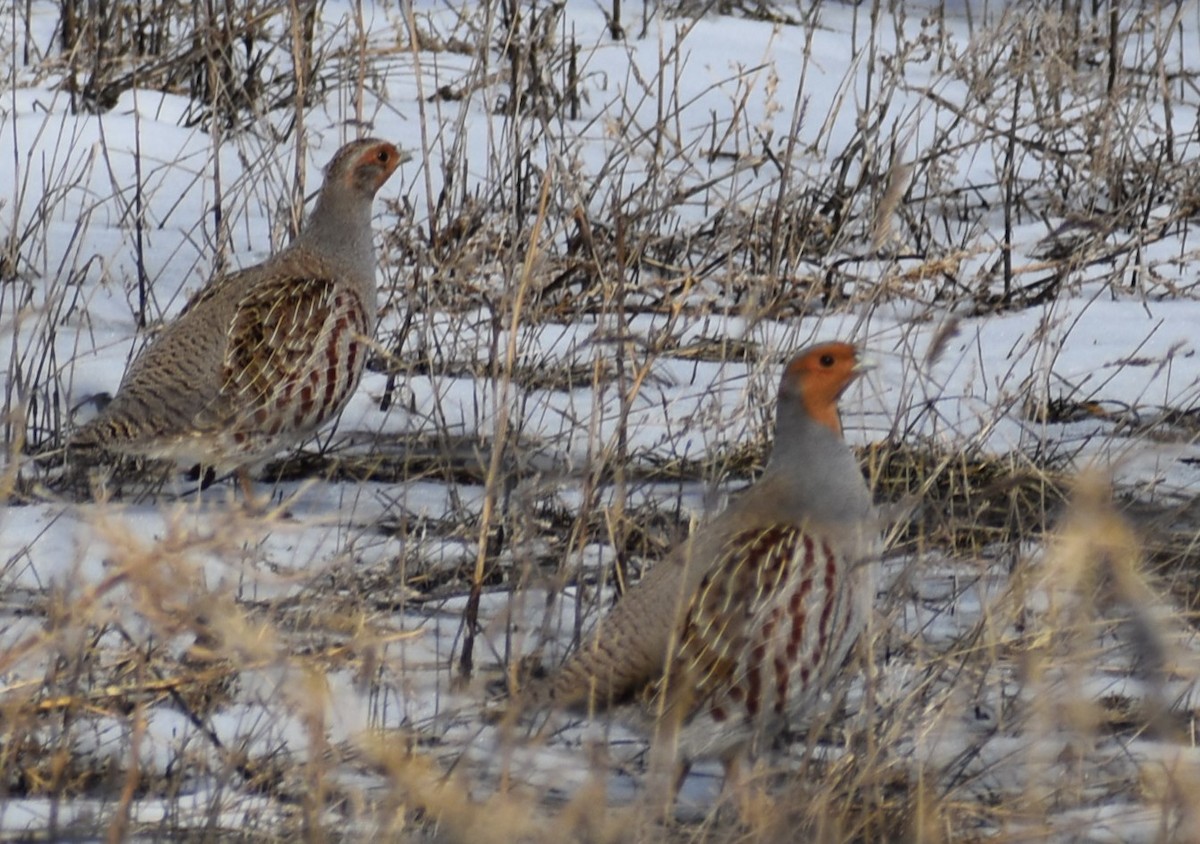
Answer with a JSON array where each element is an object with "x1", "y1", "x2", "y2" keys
[
  {"x1": 820, "y1": 354, "x2": 835, "y2": 367},
  {"x1": 376, "y1": 149, "x2": 390, "y2": 163}
]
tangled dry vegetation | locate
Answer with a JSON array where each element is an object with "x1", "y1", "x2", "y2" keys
[{"x1": 3, "y1": 1, "x2": 1200, "y2": 841}]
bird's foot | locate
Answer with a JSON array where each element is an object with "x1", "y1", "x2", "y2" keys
[{"x1": 236, "y1": 469, "x2": 273, "y2": 515}]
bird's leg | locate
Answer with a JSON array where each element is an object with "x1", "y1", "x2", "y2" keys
[
  {"x1": 237, "y1": 467, "x2": 269, "y2": 513},
  {"x1": 721, "y1": 751, "x2": 774, "y2": 826},
  {"x1": 644, "y1": 724, "x2": 686, "y2": 822}
]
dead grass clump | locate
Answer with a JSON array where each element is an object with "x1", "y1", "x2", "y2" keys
[
  {"x1": 1123, "y1": 500, "x2": 1200, "y2": 626},
  {"x1": 864, "y1": 439, "x2": 1070, "y2": 555},
  {"x1": 47, "y1": 0, "x2": 332, "y2": 128},
  {"x1": 749, "y1": 769, "x2": 936, "y2": 844}
]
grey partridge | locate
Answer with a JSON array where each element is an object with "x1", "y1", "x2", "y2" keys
[
  {"x1": 525, "y1": 341, "x2": 878, "y2": 801},
  {"x1": 69, "y1": 138, "x2": 406, "y2": 493}
]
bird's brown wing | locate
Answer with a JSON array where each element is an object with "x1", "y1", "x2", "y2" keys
[
  {"x1": 201, "y1": 274, "x2": 370, "y2": 434},
  {"x1": 538, "y1": 496, "x2": 788, "y2": 712},
  {"x1": 177, "y1": 263, "x2": 255, "y2": 318},
  {"x1": 540, "y1": 542, "x2": 702, "y2": 711},
  {"x1": 68, "y1": 286, "x2": 237, "y2": 450}
]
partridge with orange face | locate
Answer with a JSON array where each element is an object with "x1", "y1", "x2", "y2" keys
[
  {"x1": 70, "y1": 138, "x2": 407, "y2": 492},
  {"x1": 525, "y1": 341, "x2": 878, "y2": 798}
]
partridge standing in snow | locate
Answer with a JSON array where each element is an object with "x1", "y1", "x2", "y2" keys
[
  {"x1": 522, "y1": 341, "x2": 877, "y2": 805},
  {"x1": 69, "y1": 138, "x2": 406, "y2": 495}
]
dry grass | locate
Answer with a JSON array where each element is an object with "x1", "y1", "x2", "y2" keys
[{"x1": 3, "y1": 0, "x2": 1200, "y2": 841}]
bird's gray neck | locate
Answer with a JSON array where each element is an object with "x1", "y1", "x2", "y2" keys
[
  {"x1": 297, "y1": 188, "x2": 378, "y2": 289},
  {"x1": 764, "y1": 408, "x2": 872, "y2": 523}
]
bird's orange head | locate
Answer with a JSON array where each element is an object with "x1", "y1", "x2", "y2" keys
[
  {"x1": 327, "y1": 138, "x2": 408, "y2": 196},
  {"x1": 779, "y1": 342, "x2": 867, "y2": 437}
]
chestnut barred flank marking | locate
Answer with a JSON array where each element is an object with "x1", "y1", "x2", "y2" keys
[
  {"x1": 219, "y1": 277, "x2": 371, "y2": 461},
  {"x1": 655, "y1": 520, "x2": 855, "y2": 733}
]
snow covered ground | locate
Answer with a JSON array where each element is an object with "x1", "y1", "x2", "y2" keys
[{"x1": 3, "y1": 0, "x2": 1200, "y2": 840}]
